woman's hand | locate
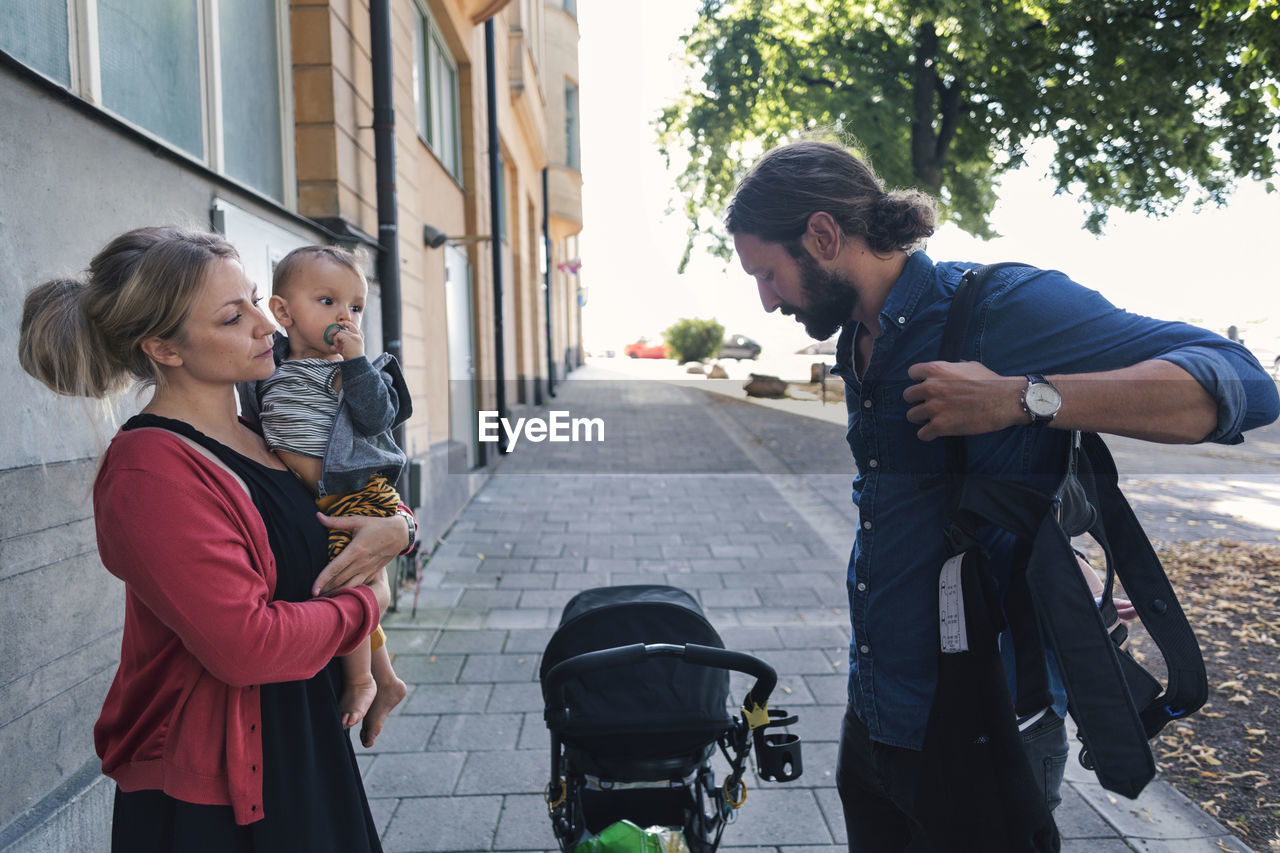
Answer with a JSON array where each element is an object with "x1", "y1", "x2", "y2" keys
[{"x1": 312, "y1": 512, "x2": 410, "y2": 596}]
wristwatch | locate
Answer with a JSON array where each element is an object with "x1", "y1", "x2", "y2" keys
[
  {"x1": 395, "y1": 508, "x2": 418, "y2": 554},
  {"x1": 1020, "y1": 374, "x2": 1062, "y2": 427}
]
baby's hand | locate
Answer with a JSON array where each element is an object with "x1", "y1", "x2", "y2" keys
[{"x1": 327, "y1": 321, "x2": 366, "y2": 359}]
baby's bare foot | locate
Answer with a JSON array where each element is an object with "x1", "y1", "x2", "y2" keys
[
  {"x1": 360, "y1": 675, "x2": 407, "y2": 747},
  {"x1": 340, "y1": 676, "x2": 377, "y2": 730}
]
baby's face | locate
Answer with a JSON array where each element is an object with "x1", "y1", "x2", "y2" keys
[{"x1": 275, "y1": 259, "x2": 367, "y2": 342}]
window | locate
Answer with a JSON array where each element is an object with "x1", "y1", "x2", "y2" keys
[
  {"x1": 98, "y1": 0, "x2": 204, "y2": 158},
  {"x1": 0, "y1": 0, "x2": 290, "y2": 202},
  {"x1": 218, "y1": 0, "x2": 285, "y2": 199},
  {"x1": 565, "y1": 82, "x2": 580, "y2": 171},
  {"x1": 413, "y1": 3, "x2": 462, "y2": 182},
  {"x1": 0, "y1": 1, "x2": 71, "y2": 85}
]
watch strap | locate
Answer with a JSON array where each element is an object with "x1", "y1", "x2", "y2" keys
[{"x1": 395, "y1": 507, "x2": 418, "y2": 555}]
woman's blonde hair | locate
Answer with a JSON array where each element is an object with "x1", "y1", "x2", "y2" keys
[{"x1": 19, "y1": 226, "x2": 239, "y2": 398}]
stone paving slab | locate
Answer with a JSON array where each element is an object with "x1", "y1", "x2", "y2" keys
[{"x1": 365, "y1": 370, "x2": 1259, "y2": 852}]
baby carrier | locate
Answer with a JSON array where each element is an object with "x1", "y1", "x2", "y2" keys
[
  {"x1": 539, "y1": 585, "x2": 803, "y2": 852},
  {"x1": 937, "y1": 264, "x2": 1207, "y2": 800}
]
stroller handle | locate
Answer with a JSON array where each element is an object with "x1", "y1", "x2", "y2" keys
[{"x1": 542, "y1": 642, "x2": 778, "y2": 711}]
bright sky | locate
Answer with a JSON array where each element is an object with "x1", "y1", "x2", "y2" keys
[{"x1": 575, "y1": 1, "x2": 1280, "y2": 358}]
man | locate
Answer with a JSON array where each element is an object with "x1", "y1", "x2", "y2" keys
[{"x1": 725, "y1": 139, "x2": 1279, "y2": 851}]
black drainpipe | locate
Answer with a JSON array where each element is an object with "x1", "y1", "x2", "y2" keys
[
  {"x1": 541, "y1": 167, "x2": 555, "y2": 398},
  {"x1": 485, "y1": 19, "x2": 508, "y2": 453},
  {"x1": 370, "y1": 1, "x2": 405, "y2": 471}
]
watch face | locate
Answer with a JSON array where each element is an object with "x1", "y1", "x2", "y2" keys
[{"x1": 1025, "y1": 383, "x2": 1062, "y2": 417}]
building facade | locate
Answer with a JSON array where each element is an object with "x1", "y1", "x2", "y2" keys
[{"x1": 0, "y1": 1, "x2": 582, "y2": 848}]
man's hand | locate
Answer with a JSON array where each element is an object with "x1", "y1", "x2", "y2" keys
[
  {"x1": 904, "y1": 360, "x2": 1026, "y2": 441},
  {"x1": 311, "y1": 512, "x2": 408, "y2": 596}
]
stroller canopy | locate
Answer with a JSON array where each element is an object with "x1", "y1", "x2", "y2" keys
[{"x1": 540, "y1": 585, "x2": 732, "y2": 749}]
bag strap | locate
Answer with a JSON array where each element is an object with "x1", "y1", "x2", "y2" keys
[
  {"x1": 1076, "y1": 433, "x2": 1208, "y2": 735},
  {"x1": 940, "y1": 263, "x2": 1023, "y2": 477},
  {"x1": 939, "y1": 263, "x2": 1028, "y2": 553}
]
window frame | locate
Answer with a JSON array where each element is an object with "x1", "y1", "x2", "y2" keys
[
  {"x1": 412, "y1": 0, "x2": 463, "y2": 184},
  {"x1": 564, "y1": 80, "x2": 580, "y2": 171}
]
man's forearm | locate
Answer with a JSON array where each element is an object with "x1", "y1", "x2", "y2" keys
[
  {"x1": 1046, "y1": 360, "x2": 1217, "y2": 444},
  {"x1": 904, "y1": 358, "x2": 1218, "y2": 443}
]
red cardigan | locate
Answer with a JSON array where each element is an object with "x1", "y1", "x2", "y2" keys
[{"x1": 92, "y1": 428, "x2": 380, "y2": 824}]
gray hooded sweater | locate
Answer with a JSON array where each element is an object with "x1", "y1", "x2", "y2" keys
[{"x1": 237, "y1": 333, "x2": 412, "y2": 497}]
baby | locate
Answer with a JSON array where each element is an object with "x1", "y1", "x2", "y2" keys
[{"x1": 243, "y1": 245, "x2": 411, "y2": 746}]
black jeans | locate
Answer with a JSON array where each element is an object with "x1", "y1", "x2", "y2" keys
[
  {"x1": 835, "y1": 706, "x2": 1068, "y2": 852},
  {"x1": 1019, "y1": 710, "x2": 1070, "y2": 813}
]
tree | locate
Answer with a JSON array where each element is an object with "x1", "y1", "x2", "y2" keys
[
  {"x1": 658, "y1": 0, "x2": 1280, "y2": 265},
  {"x1": 664, "y1": 317, "x2": 726, "y2": 363}
]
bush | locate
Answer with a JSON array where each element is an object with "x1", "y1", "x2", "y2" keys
[{"x1": 664, "y1": 317, "x2": 725, "y2": 364}]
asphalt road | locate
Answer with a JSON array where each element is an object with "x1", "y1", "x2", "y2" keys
[
  {"x1": 596, "y1": 356, "x2": 1280, "y2": 548},
  {"x1": 1104, "y1": 419, "x2": 1280, "y2": 546}
]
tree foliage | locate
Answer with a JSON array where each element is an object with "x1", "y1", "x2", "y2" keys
[
  {"x1": 658, "y1": 0, "x2": 1280, "y2": 264},
  {"x1": 664, "y1": 317, "x2": 726, "y2": 363}
]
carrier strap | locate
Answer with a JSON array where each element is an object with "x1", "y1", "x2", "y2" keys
[
  {"x1": 940, "y1": 263, "x2": 1025, "y2": 476},
  {"x1": 1077, "y1": 433, "x2": 1207, "y2": 734},
  {"x1": 935, "y1": 262, "x2": 1205, "y2": 799},
  {"x1": 1024, "y1": 512, "x2": 1156, "y2": 797}
]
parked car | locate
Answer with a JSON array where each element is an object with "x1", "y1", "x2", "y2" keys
[
  {"x1": 796, "y1": 336, "x2": 837, "y2": 355},
  {"x1": 719, "y1": 334, "x2": 762, "y2": 360},
  {"x1": 624, "y1": 337, "x2": 669, "y2": 359}
]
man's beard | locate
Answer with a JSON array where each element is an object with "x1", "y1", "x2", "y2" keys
[{"x1": 788, "y1": 250, "x2": 857, "y2": 341}]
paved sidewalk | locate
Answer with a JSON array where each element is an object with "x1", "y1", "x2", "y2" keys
[{"x1": 365, "y1": 367, "x2": 1255, "y2": 852}]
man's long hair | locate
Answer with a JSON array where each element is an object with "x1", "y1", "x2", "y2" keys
[{"x1": 725, "y1": 140, "x2": 937, "y2": 255}]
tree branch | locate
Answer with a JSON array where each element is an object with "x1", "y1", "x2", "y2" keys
[
  {"x1": 911, "y1": 21, "x2": 943, "y2": 190},
  {"x1": 935, "y1": 79, "x2": 963, "y2": 161},
  {"x1": 799, "y1": 75, "x2": 841, "y2": 88}
]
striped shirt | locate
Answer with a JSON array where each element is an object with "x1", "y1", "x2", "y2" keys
[{"x1": 259, "y1": 359, "x2": 341, "y2": 458}]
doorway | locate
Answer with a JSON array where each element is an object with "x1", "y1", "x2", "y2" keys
[{"x1": 444, "y1": 244, "x2": 479, "y2": 469}]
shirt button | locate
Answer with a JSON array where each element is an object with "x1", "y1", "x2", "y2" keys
[
  {"x1": 252, "y1": 765, "x2": 258, "y2": 773},
  {"x1": 868, "y1": 459, "x2": 878, "y2": 469},
  {"x1": 859, "y1": 644, "x2": 871, "y2": 654},
  {"x1": 897, "y1": 316, "x2": 906, "y2": 325},
  {"x1": 250, "y1": 724, "x2": 256, "y2": 732},
  {"x1": 857, "y1": 582, "x2": 867, "y2": 592},
  {"x1": 862, "y1": 399, "x2": 872, "y2": 409},
  {"x1": 862, "y1": 521, "x2": 872, "y2": 530}
]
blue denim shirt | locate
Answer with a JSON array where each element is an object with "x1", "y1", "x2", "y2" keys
[{"x1": 831, "y1": 251, "x2": 1279, "y2": 749}]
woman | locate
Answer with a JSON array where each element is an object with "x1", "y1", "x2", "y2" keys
[{"x1": 18, "y1": 227, "x2": 412, "y2": 852}]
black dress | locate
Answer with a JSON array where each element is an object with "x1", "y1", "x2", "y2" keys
[{"x1": 110, "y1": 415, "x2": 382, "y2": 853}]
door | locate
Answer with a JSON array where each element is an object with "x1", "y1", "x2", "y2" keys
[{"x1": 444, "y1": 244, "x2": 479, "y2": 469}]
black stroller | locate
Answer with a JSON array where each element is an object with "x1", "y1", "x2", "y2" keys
[{"x1": 539, "y1": 585, "x2": 803, "y2": 853}]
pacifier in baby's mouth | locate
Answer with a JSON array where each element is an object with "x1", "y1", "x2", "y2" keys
[{"x1": 323, "y1": 323, "x2": 344, "y2": 346}]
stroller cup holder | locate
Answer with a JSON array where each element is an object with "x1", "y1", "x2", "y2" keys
[{"x1": 752, "y1": 708, "x2": 802, "y2": 782}]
